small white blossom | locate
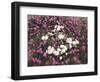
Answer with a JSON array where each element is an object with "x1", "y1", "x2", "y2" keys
[
  {"x1": 69, "y1": 43, "x2": 72, "y2": 49},
  {"x1": 72, "y1": 39, "x2": 79, "y2": 46},
  {"x1": 48, "y1": 32, "x2": 53, "y2": 36},
  {"x1": 47, "y1": 46, "x2": 55, "y2": 54},
  {"x1": 66, "y1": 38, "x2": 79, "y2": 48},
  {"x1": 64, "y1": 47, "x2": 67, "y2": 51},
  {"x1": 66, "y1": 38, "x2": 73, "y2": 49},
  {"x1": 45, "y1": 35, "x2": 48, "y2": 39},
  {"x1": 65, "y1": 53, "x2": 68, "y2": 56},
  {"x1": 57, "y1": 48, "x2": 61, "y2": 52},
  {"x1": 72, "y1": 41, "x2": 77, "y2": 45},
  {"x1": 60, "y1": 45, "x2": 67, "y2": 50},
  {"x1": 59, "y1": 45, "x2": 68, "y2": 54},
  {"x1": 47, "y1": 50, "x2": 52, "y2": 54},
  {"x1": 66, "y1": 38, "x2": 73, "y2": 43},
  {"x1": 60, "y1": 45, "x2": 65, "y2": 48},
  {"x1": 60, "y1": 26, "x2": 64, "y2": 29},
  {"x1": 54, "y1": 25, "x2": 64, "y2": 31},
  {"x1": 41, "y1": 35, "x2": 48, "y2": 40},
  {"x1": 58, "y1": 34, "x2": 64, "y2": 39},
  {"x1": 53, "y1": 50, "x2": 59, "y2": 56},
  {"x1": 75, "y1": 39, "x2": 79, "y2": 44},
  {"x1": 41, "y1": 36, "x2": 45, "y2": 40},
  {"x1": 59, "y1": 56, "x2": 63, "y2": 60},
  {"x1": 61, "y1": 49, "x2": 66, "y2": 54},
  {"x1": 56, "y1": 26, "x2": 60, "y2": 31},
  {"x1": 48, "y1": 46, "x2": 52, "y2": 50},
  {"x1": 54, "y1": 25, "x2": 58, "y2": 29},
  {"x1": 51, "y1": 47, "x2": 55, "y2": 51}
]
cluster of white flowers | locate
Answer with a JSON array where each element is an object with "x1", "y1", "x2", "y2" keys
[
  {"x1": 41, "y1": 25, "x2": 79, "y2": 60},
  {"x1": 58, "y1": 34, "x2": 65, "y2": 39},
  {"x1": 47, "y1": 32, "x2": 53, "y2": 36},
  {"x1": 46, "y1": 38, "x2": 79, "y2": 58},
  {"x1": 66, "y1": 38, "x2": 79, "y2": 48},
  {"x1": 41, "y1": 35, "x2": 48, "y2": 40},
  {"x1": 46, "y1": 46, "x2": 55, "y2": 54},
  {"x1": 60, "y1": 45, "x2": 68, "y2": 54},
  {"x1": 54, "y1": 25, "x2": 64, "y2": 31},
  {"x1": 41, "y1": 25, "x2": 65, "y2": 41},
  {"x1": 47, "y1": 45, "x2": 68, "y2": 57},
  {"x1": 59, "y1": 56, "x2": 63, "y2": 60},
  {"x1": 46, "y1": 46, "x2": 58, "y2": 55}
]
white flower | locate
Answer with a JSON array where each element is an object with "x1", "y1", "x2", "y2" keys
[
  {"x1": 48, "y1": 32, "x2": 53, "y2": 36},
  {"x1": 57, "y1": 48, "x2": 61, "y2": 52},
  {"x1": 47, "y1": 50, "x2": 52, "y2": 54},
  {"x1": 59, "y1": 56, "x2": 63, "y2": 60},
  {"x1": 66, "y1": 38, "x2": 73, "y2": 49},
  {"x1": 53, "y1": 50, "x2": 59, "y2": 56},
  {"x1": 75, "y1": 39, "x2": 79, "y2": 44},
  {"x1": 60, "y1": 45, "x2": 67, "y2": 50},
  {"x1": 60, "y1": 45, "x2": 65, "y2": 48},
  {"x1": 54, "y1": 25, "x2": 61, "y2": 31},
  {"x1": 51, "y1": 47, "x2": 55, "y2": 51},
  {"x1": 69, "y1": 44, "x2": 72, "y2": 49},
  {"x1": 64, "y1": 47, "x2": 67, "y2": 51},
  {"x1": 60, "y1": 26, "x2": 64, "y2": 29},
  {"x1": 72, "y1": 41, "x2": 77, "y2": 45},
  {"x1": 41, "y1": 36, "x2": 44, "y2": 40},
  {"x1": 66, "y1": 38, "x2": 79, "y2": 48},
  {"x1": 65, "y1": 53, "x2": 68, "y2": 56},
  {"x1": 66, "y1": 38, "x2": 73, "y2": 43},
  {"x1": 41, "y1": 35, "x2": 48, "y2": 40},
  {"x1": 58, "y1": 34, "x2": 64, "y2": 39},
  {"x1": 52, "y1": 29, "x2": 56, "y2": 32},
  {"x1": 45, "y1": 35, "x2": 48, "y2": 39},
  {"x1": 54, "y1": 25, "x2": 58, "y2": 29},
  {"x1": 61, "y1": 49, "x2": 66, "y2": 54},
  {"x1": 59, "y1": 45, "x2": 68, "y2": 54},
  {"x1": 56, "y1": 26, "x2": 60, "y2": 31},
  {"x1": 54, "y1": 25, "x2": 64, "y2": 31},
  {"x1": 48, "y1": 46, "x2": 52, "y2": 50},
  {"x1": 72, "y1": 39, "x2": 79, "y2": 46},
  {"x1": 41, "y1": 36, "x2": 45, "y2": 40},
  {"x1": 47, "y1": 46, "x2": 55, "y2": 54}
]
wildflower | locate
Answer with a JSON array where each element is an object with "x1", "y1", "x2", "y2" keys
[
  {"x1": 48, "y1": 32, "x2": 53, "y2": 36},
  {"x1": 54, "y1": 25, "x2": 64, "y2": 31},
  {"x1": 47, "y1": 49, "x2": 52, "y2": 54},
  {"x1": 66, "y1": 38, "x2": 73, "y2": 43},
  {"x1": 60, "y1": 45, "x2": 65, "y2": 48},
  {"x1": 48, "y1": 46, "x2": 52, "y2": 50},
  {"x1": 54, "y1": 25, "x2": 58, "y2": 29},
  {"x1": 66, "y1": 38, "x2": 79, "y2": 49},
  {"x1": 57, "y1": 47, "x2": 61, "y2": 52},
  {"x1": 65, "y1": 53, "x2": 68, "y2": 56},
  {"x1": 72, "y1": 39, "x2": 79, "y2": 46},
  {"x1": 58, "y1": 34, "x2": 64, "y2": 39},
  {"x1": 69, "y1": 44, "x2": 72, "y2": 49},
  {"x1": 47, "y1": 46, "x2": 55, "y2": 54},
  {"x1": 72, "y1": 41, "x2": 77, "y2": 46},
  {"x1": 59, "y1": 56, "x2": 63, "y2": 60},
  {"x1": 60, "y1": 26, "x2": 64, "y2": 29},
  {"x1": 66, "y1": 38, "x2": 73, "y2": 48},
  {"x1": 52, "y1": 29, "x2": 56, "y2": 32},
  {"x1": 75, "y1": 39, "x2": 79, "y2": 44},
  {"x1": 60, "y1": 45, "x2": 67, "y2": 50},
  {"x1": 53, "y1": 50, "x2": 59, "y2": 56},
  {"x1": 61, "y1": 49, "x2": 66, "y2": 54},
  {"x1": 41, "y1": 35, "x2": 48, "y2": 40},
  {"x1": 56, "y1": 26, "x2": 60, "y2": 31}
]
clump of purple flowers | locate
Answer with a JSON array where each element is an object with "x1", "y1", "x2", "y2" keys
[{"x1": 28, "y1": 15, "x2": 88, "y2": 66}]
